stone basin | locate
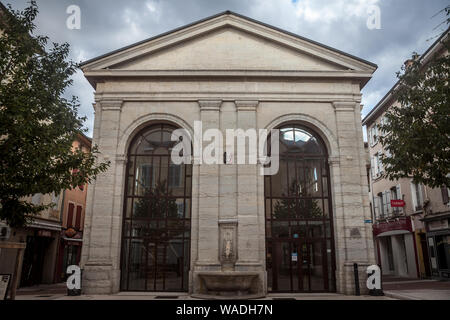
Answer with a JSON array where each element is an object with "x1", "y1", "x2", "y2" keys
[{"x1": 194, "y1": 271, "x2": 263, "y2": 299}]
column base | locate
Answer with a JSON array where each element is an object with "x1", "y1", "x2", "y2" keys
[
  {"x1": 337, "y1": 261, "x2": 372, "y2": 295},
  {"x1": 82, "y1": 260, "x2": 120, "y2": 295}
]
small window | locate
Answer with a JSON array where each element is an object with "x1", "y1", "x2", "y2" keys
[
  {"x1": 442, "y1": 186, "x2": 450, "y2": 205},
  {"x1": 31, "y1": 193, "x2": 43, "y2": 205},
  {"x1": 411, "y1": 182, "x2": 424, "y2": 212}
]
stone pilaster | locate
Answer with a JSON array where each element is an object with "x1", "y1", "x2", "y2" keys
[
  {"x1": 234, "y1": 101, "x2": 261, "y2": 271},
  {"x1": 82, "y1": 100, "x2": 123, "y2": 294},
  {"x1": 194, "y1": 100, "x2": 222, "y2": 269},
  {"x1": 332, "y1": 101, "x2": 374, "y2": 295}
]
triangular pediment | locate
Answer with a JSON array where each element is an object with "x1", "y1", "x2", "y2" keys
[
  {"x1": 81, "y1": 11, "x2": 376, "y2": 83},
  {"x1": 111, "y1": 27, "x2": 345, "y2": 71}
]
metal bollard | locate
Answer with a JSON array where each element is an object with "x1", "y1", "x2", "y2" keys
[{"x1": 353, "y1": 263, "x2": 360, "y2": 296}]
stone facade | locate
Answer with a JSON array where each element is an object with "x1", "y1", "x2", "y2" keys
[{"x1": 80, "y1": 11, "x2": 377, "y2": 296}]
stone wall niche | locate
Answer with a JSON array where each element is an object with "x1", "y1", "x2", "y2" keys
[
  {"x1": 192, "y1": 219, "x2": 264, "y2": 299},
  {"x1": 219, "y1": 219, "x2": 238, "y2": 271}
]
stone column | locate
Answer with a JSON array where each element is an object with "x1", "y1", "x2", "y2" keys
[
  {"x1": 82, "y1": 100, "x2": 123, "y2": 294},
  {"x1": 332, "y1": 101, "x2": 375, "y2": 295}
]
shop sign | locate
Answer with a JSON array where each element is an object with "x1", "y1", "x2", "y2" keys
[
  {"x1": 390, "y1": 199, "x2": 405, "y2": 207},
  {"x1": 428, "y1": 219, "x2": 449, "y2": 231},
  {"x1": 38, "y1": 230, "x2": 52, "y2": 238}
]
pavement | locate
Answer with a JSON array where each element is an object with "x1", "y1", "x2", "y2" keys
[
  {"x1": 14, "y1": 277, "x2": 450, "y2": 300},
  {"x1": 14, "y1": 283, "x2": 394, "y2": 300},
  {"x1": 382, "y1": 276, "x2": 450, "y2": 300},
  {"x1": 15, "y1": 292, "x2": 395, "y2": 300}
]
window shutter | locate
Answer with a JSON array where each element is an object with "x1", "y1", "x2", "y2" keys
[
  {"x1": 396, "y1": 184, "x2": 403, "y2": 213},
  {"x1": 442, "y1": 186, "x2": 450, "y2": 204},
  {"x1": 67, "y1": 203, "x2": 75, "y2": 228},
  {"x1": 382, "y1": 191, "x2": 388, "y2": 216},
  {"x1": 418, "y1": 184, "x2": 424, "y2": 206},
  {"x1": 369, "y1": 128, "x2": 373, "y2": 146},
  {"x1": 373, "y1": 155, "x2": 379, "y2": 177},
  {"x1": 75, "y1": 205, "x2": 82, "y2": 230},
  {"x1": 378, "y1": 153, "x2": 383, "y2": 174},
  {"x1": 410, "y1": 182, "x2": 418, "y2": 211},
  {"x1": 371, "y1": 157, "x2": 375, "y2": 179},
  {"x1": 373, "y1": 196, "x2": 379, "y2": 219},
  {"x1": 386, "y1": 190, "x2": 392, "y2": 215}
]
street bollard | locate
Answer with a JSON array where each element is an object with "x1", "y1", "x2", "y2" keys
[{"x1": 354, "y1": 263, "x2": 360, "y2": 296}]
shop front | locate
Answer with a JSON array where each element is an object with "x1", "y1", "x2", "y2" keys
[
  {"x1": 422, "y1": 213, "x2": 450, "y2": 279},
  {"x1": 373, "y1": 216, "x2": 419, "y2": 278}
]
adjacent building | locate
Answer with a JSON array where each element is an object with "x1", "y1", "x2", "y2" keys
[
  {"x1": 0, "y1": 134, "x2": 92, "y2": 287},
  {"x1": 0, "y1": 192, "x2": 63, "y2": 287},
  {"x1": 80, "y1": 11, "x2": 377, "y2": 296},
  {"x1": 363, "y1": 28, "x2": 450, "y2": 280},
  {"x1": 54, "y1": 133, "x2": 92, "y2": 282}
]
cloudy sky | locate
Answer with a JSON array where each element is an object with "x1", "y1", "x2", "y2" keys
[{"x1": 5, "y1": 0, "x2": 449, "y2": 137}]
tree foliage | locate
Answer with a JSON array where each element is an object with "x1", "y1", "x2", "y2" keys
[
  {"x1": 0, "y1": 2, "x2": 109, "y2": 227},
  {"x1": 378, "y1": 28, "x2": 450, "y2": 189},
  {"x1": 273, "y1": 181, "x2": 323, "y2": 219}
]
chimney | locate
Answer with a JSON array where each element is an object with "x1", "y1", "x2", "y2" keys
[{"x1": 404, "y1": 53, "x2": 420, "y2": 70}]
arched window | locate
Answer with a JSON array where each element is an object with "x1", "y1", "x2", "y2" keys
[
  {"x1": 121, "y1": 123, "x2": 192, "y2": 292},
  {"x1": 265, "y1": 124, "x2": 335, "y2": 293}
]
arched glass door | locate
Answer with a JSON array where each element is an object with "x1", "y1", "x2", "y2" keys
[
  {"x1": 120, "y1": 123, "x2": 192, "y2": 292},
  {"x1": 265, "y1": 124, "x2": 336, "y2": 292}
]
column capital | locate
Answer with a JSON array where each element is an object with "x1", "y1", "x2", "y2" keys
[
  {"x1": 235, "y1": 100, "x2": 259, "y2": 112},
  {"x1": 100, "y1": 100, "x2": 124, "y2": 111},
  {"x1": 333, "y1": 101, "x2": 357, "y2": 112},
  {"x1": 115, "y1": 154, "x2": 127, "y2": 164},
  {"x1": 328, "y1": 156, "x2": 340, "y2": 166},
  {"x1": 198, "y1": 100, "x2": 222, "y2": 111}
]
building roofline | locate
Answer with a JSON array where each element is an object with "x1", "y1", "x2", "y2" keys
[
  {"x1": 77, "y1": 131, "x2": 92, "y2": 147},
  {"x1": 362, "y1": 27, "x2": 449, "y2": 126},
  {"x1": 80, "y1": 10, "x2": 377, "y2": 69}
]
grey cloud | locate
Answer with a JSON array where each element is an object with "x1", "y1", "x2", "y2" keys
[{"x1": 6, "y1": 0, "x2": 450, "y2": 136}]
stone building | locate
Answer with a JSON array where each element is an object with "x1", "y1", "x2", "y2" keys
[
  {"x1": 363, "y1": 28, "x2": 449, "y2": 280},
  {"x1": 80, "y1": 11, "x2": 377, "y2": 296}
]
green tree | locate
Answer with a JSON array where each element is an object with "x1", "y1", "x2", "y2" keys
[
  {"x1": 379, "y1": 24, "x2": 450, "y2": 189},
  {"x1": 273, "y1": 180, "x2": 323, "y2": 219},
  {"x1": 0, "y1": 2, "x2": 109, "y2": 227},
  {"x1": 133, "y1": 180, "x2": 179, "y2": 219}
]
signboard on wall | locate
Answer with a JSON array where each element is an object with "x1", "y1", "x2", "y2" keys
[
  {"x1": 0, "y1": 274, "x2": 11, "y2": 300},
  {"x1": 390, "y1": 199, "x2": 405, "y2": 207},
  {"x1": 428, "y1": 219, "x2": 449, "y2": 231}
]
